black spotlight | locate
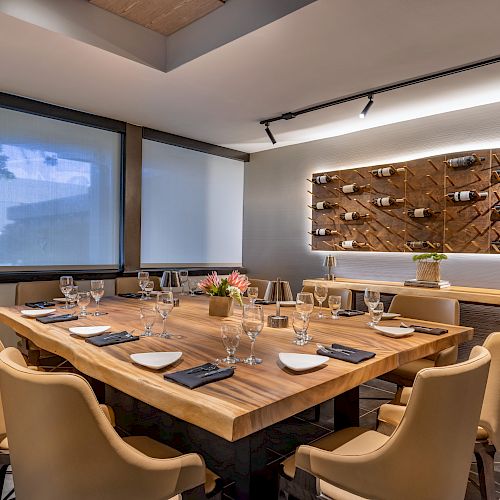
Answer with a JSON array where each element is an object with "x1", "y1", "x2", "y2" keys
[
  {"x1": 264, "y1": 123, "x2": 277, "y2": 145},
  {"x1": 359, "y1": 94, "x2": 374, "y2": 119}
]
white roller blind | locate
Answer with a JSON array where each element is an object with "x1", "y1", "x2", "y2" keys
[
  {"x1": 141, "y1": 140, "x2": 243, "y2": 266},
  {"x1": 0, "y1": 107, "x2": 121, "y2": 269}
]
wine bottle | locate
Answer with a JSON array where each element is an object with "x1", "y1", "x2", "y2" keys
[
  {"x1": 340, "y1": 211, "x2": 369, "y2": 221},
  {"x1": 370, "y1": 166, "x2": 405, "y2": 178},
  {"x1": 407, "y1": 208, "x2": 436, "y2": 218},
  {"x1": 341, "y1": 240, "x2": 368, "y2": 249},
  {"x1": 313, "y1": 174, "x2": 335, "y2": 184},
  {"x1": 371, "y1": 196, "x2": 405, "y2": 207},
  {"x1": 447, "y1": 190, "x2": 488, "y2": 202},
  {"x1": 313, "y1": 201, "x2": 336, "y2": 210},
  {"x1": 492, "y1": 240, "x2": 500, "y2": 246},
  {"x1": 311, "y1": 228, "x2": 336, "y2": 236},
  {"x1": 406, "y1": 241, "x2": 441, "y2": 250},
  {"x1": 446, "y1": 155, "x2": 485, "y2": 168},
  {"x1": 341, "y1": 183, "x2": 360, "y2": 194}
]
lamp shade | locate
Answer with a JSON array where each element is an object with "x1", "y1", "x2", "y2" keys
[
  {"x1": 264, "y1": 279, "x2": 293, "y2": 302},
  {"x1": 323, "y1": 255, "x2": 336, "y2": 267},
  {"x1": 161, "y1": 270, "x2": 181, "y2": 289}
]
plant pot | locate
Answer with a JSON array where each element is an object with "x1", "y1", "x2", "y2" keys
[
  {"x1": 416, "y1": 261, "x2": 441, "y2": 282},
  {"x1": 209, "y1": 296, "x2": 234, "y2": 317}
]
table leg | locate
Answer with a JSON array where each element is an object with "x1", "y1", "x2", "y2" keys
[{"x1": 334, "y1": 386, "x2": 360, "y2": 430}]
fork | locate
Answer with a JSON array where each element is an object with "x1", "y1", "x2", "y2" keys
[{"x1": 316, "y1": 343, "x2": 354, "y2": 356}]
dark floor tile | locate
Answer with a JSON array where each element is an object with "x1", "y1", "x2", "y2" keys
[
  {"x1": 360, "y1": 398, "x2": 391, "y2": 412},
  {"x1": 360, "y1": 384, "x2": 396, "y2": 400},
  {"x1": 359, "y1": 410, "x2": 378, "y2": 430},
  {"x1": 363, "y1": 378, "x2": 398, "y2": 393}
]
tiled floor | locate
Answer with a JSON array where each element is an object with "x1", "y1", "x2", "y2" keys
[{"x1": 2, "y1": 379, "x2": 499, "y2": 499}]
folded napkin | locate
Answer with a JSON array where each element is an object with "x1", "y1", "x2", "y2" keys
[
  {"x1": 25, "y1": 301, "x2": 55, "y2": 308},
  {"x1": 409, "y1": 324, "x2": 448, "y2": 335},
  {"x1": 36, "y1": 314, "x2": 78, "y2": 324},
  {"x1": 164, "y1": 363, "x2": 234, "y2": 389},
  {"x1": 254, "y1": 299, "x2": 275, "y2": 305},
  {"x1": 86, "y1": 331, "x2": 139, "y2": 347},
  {"x1": 118, "y1": 293, "x2": 143, "y2": 299},
  {"x1": 317, "y1": 343, "x2": 376, "y2": 364},
  {"x1": 337, "y1": 309, "x2": 365, "y2": 317}
]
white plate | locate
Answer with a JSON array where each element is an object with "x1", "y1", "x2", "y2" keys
[
  {"x1": 381, "y1": 312, "x2": 401, "y2": 320},
  {"x1": 53, "y1": 297, "x2": 67, "y2": 303},
  {"x1": 278, "y1": 301, "x2": 296, "y2": 307},
  {"x1": 278, "y1": 353, "x2": 329, "y2": 372},
  {"x1": 373, "y1": 325, "x2": 414, "y2": 338},
  {"x1": 130, "y1": 352, "x2": 182, "y2": 370},
  {"x1": 21, "y1": 309, "x2": 56, "y2": 318},
  {"x1": 69, "y1": 326, "x2": 111, "y2": 337}
]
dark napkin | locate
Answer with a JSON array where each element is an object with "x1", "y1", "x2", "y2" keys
[
  {"x1": 337, "y1": 309, "x2": 365, "y2": 317},
  {"x1": 118, "y1": 293, "x2": 143, "y2": 299},
  {"x1": 254, "y1": 299, "x2": 275, "y2": 305},
  {"x1": 410, "y1": 324, "x2": 448, "y2": 335},
  {"x1": 36, "y1": 314, "x2": 78, "y2": 324},
  {"x1": 317, "y1": 343, "x2": 376, "y2": 364},
  {"x1": 164, "y1": 363, "x2": 234, "y2": 389},
  {"x1": 86, "y1": 331, "x2": 139, "y2": 347},
  {"x1": 25, "y1": 301, "x2": 55, "y2": 308}
]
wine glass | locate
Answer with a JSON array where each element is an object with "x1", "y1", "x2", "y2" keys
[
  {"x1": 188, "y1": 280, "x2": 199, "y2": 296},
  {"x1": 138, "y1": 271, "x2": 150, "y2": 300},
  {"x1": 292, "y1": 311, "x2": 309, "y2": 346},
  {"x1": 368, "y1": 302, "x2": 384, "y2": 327},
  {"x1": 242, "y1": 304, "x2": 264, "y2": 365},
  {"x1": 90, "y1": 280, "x2": 107, "y2": 316},
  {"x1": 144, "y1": 280, "x2": 154, "y2": 300},
  {"x1": 328, "y1": 295, "x2": 342, "y2": 320},
  {"x1": 77, "y1": 291, "x2": 91, "y2": 317},
  {"x1": 364, "y1": 289, "x2": 380, "y2": 313},
  {"x1": 296, "y1": 292, "x2": 314, "y2": 317},
  {"x1": 247, "y1": 287, "x2": 259, "y2": 304},
  {"x1": 314, "y1": 285, "x2": 328, "y2": 319},
  {"x1": 59, "y1": 276, "x2": 74, "y2": 310},
  {"x1": 179, "y1": 270, "x2": 189, "y2": 295},
  {"x1": 66, "y1": 285, "x2": 78, "y2": 310},
  {"x1": 156, "y1": 291, "x2": 174, "y2": 338},
  {"x1": 139, "y1": 305, "x2": 156, "y2": 337},
  {"x1": 220, "y1": 324, "x2": 241, "y2": 363}
]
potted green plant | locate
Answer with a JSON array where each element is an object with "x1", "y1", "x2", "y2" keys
[{"x1": 412, "y1": 252, "x2": 448, "y2": 282}]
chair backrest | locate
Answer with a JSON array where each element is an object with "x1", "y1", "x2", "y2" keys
[
  {"x1": 373, "y1": 346, "x2": 490, "y2": 500},
  {"x1": 0, "y1": 347, "x2": 200, "y2": 499},
  {"x1": 15, "y1": 281, "x2": 62, "y2": 305},
  {"x1": 115, "y1": 276, "x2": 160, "y2": 294},
  {"x1": 480, "y1": 332, "x2": 500, "y2": 449},
  {"x1": 301, "y1": 286, "x2": 352, "y2": 310},
  {"x1": 388, "y1": 294, "x2": 460, "y2": 325},
  {"x1": 248, "y1": 278, "x2": 271, "y2": 299}
]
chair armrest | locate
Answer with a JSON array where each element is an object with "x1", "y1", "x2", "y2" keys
[
  {"x1": 99, "y1": 404, "x2": 116, "y2": 427},
  {"x1": 400, "y1": 387, "x2": 413, "y2": 405},
  {"x1": 377, "y1": 404, "x2": 406, "y2": 427},
  {"x1": 434, "y1": 345, "x2": 458, "y2": 367}
]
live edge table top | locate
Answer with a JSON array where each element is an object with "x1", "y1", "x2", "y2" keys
[{"x1": 0, "y1": 296, "x2": 473, "y2": 442}]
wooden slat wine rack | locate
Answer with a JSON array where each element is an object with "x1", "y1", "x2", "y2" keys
[{"x1": 310, "y1": 148, "x2": 500, "y2": 253}]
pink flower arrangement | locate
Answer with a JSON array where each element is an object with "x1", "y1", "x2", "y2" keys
[{"x1": 198, "y1": 270, "x2": 250, "y2": 304}]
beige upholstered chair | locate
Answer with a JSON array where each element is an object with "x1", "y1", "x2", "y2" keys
[
  {"x1": 115, "y1": 275, "x2": 161, "y2": 294},
  {"x1": 279, "y1": 346, "x2": 491, "y2": 500},
  {"x1": 301, "y1": 285, "x2": 352, "y2": 310},
  {"x1": 378, "y1": 331, "x2": 500, "y2": 500},
  {"x1": 380, "y1": 295, "x2": 460, "y2": 387},
  {"x1": 0, "y1": 347, "x2": 221, "y2": 500},
  {"x1": 247, "y1": 278, "x2": 271, "y2": 299},
  {"x1": 0, "y1": 341, "x2": 11, "y2": 500}
]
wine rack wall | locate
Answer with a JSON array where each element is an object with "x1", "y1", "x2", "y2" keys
[{"x1": 309, "y1": 148, "x2": 500, "y2": 253}]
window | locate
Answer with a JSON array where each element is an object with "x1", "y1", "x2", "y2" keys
[
  {"x1": 141, "y1": 140, "x2": 243, "y2": 266},
  {"x1": 0, "y1": 107, "x2": 121, "y2": 269}
]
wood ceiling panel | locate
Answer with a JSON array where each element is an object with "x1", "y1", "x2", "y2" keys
[{"x1": 89, "y1": 0, "x2": 225, "y2": 36}]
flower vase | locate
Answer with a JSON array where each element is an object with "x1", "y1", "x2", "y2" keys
[{"x1": 209, "y1": 296, "x2": 234, "y2": 317}]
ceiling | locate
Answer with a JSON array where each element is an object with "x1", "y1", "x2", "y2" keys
[
  {"x1": 2, "y1": 0, "x2": 500, "y2": 153},
  {"x1": 88, "y1": 0, "x2": 225, "y2": 36}
]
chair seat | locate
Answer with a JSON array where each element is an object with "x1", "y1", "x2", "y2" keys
[
  {"x1": 0, "y1": 434, "x2": 7, "y2": 450},
  {"x1": 123, "y1": 436, "x2": 219, "y2": 494},
  {"x1": 381, "y1": 358, "x2": 435, "y2": 386}
]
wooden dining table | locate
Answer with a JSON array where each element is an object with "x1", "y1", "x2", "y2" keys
[{"x1": 0, "y1": 295, "x2": 473, "y2": 499}]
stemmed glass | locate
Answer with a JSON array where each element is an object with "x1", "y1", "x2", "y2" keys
[
  {"x1": 247, "y1": 287, "x2": 259, "y2": 304},
  {"x1": 67, "y1": 286, "x2": 78, "y2": 310},
  {"x1": 242, "y1": 304, "x2": 264, "y2": 365},
  {"x1": 77, "y1": 291, "x2": 91, "y2": 317},
  {"x1": 220, "y1": 324, "x2": 241, "y2": 363},
  {"x1": 188, "y1": 280, "x2": 199, "y2": 296},
  {"x1": 138, "y1": 271, "x2": 150, "y2": 300},
  {"x1": 143, "y1": 280, "x2": 154, "y2": 300},
  {"x1": 91, "y1": 280, "x2": 107, "y2": 316},
  {"x1": 156, "y1": 291, "x2": 174, "y2": 338},
  {"x1": 296, "y1": 292, "x2": 314, "y2": 317},
  {"x1": 179, "y1": 270, "x2": 189, "y2": 295},
  {"x1": 369, "y1": 302, "x2": 384, "y2": 327},
  {"x1": 292, "y1": 312, "x2": 310, "y2": 346},
  {"x1": 314, "y1": 285, "x2": 328, "y2": 319},
  {"x1": 328, "y1": 295, "x2": 342, "y2": 320},
  {"x1": 139, "y1": 305, "x2": 156, "y2": 337},
  {"x1": 59, "y1": 276, "x2": 74, "y2": 310},
  {"x1": 364, "y1": 289, "x2": 380, "y2": 311}
]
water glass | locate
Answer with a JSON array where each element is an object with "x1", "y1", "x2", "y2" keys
[
  {"x1": 77, "y1": 291, "x2": 91, "y2": 317},
  {"x1": 292, "y1": 311, "x2": 310, "y2": 346},
  {"x1": 156, "y1": 291, "x2": 174, "y2": 338},
  {"x1": 140, "y1": 305, "x2": 157, "y2": 337},
  {"x1": 138, "y1": 271, "x2": 150, "y2": 300},
  {"x1": 189, "y1": 280, "x2": 199, "y2": 296},
  {"x1": 328, "y1": 295, "x2": 342, "y2": 319},
  {"x1": 247, "y1": 287, "x2": 259, "y2": 304},
  {"x1": 66, "y1": 285, "x2": 78, "y2": 309},
  {"x1": 59, "y1": 275, "x2": 74, "y2": 310},
  {"x1": 179, "y1": 270, "x2": 189, "y2": 295},
  {"x1": 368, "y1": 302, "x2": 384, "y2": 327},
  {"x1": 220, "y1": 324, "x2": 241, "y2": 363},
  {"x1": 314, "y1": 285, "x2": 328, "y2": 319},
  {"x1": 90, "y1": 280, "x2": 107, "y2": 316},
  {"x1": 242, "y1": 304, "x2": 264, "y2": 365},
  {"x1": 296, "y1": 292, "x2": 314, "y2": 317},
  {"x1": 364, "y1": 289, "x2": 380, "y2": 313},
  {"x1": 144, "y1": 280, "x2": 154, "y2": 300}
]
